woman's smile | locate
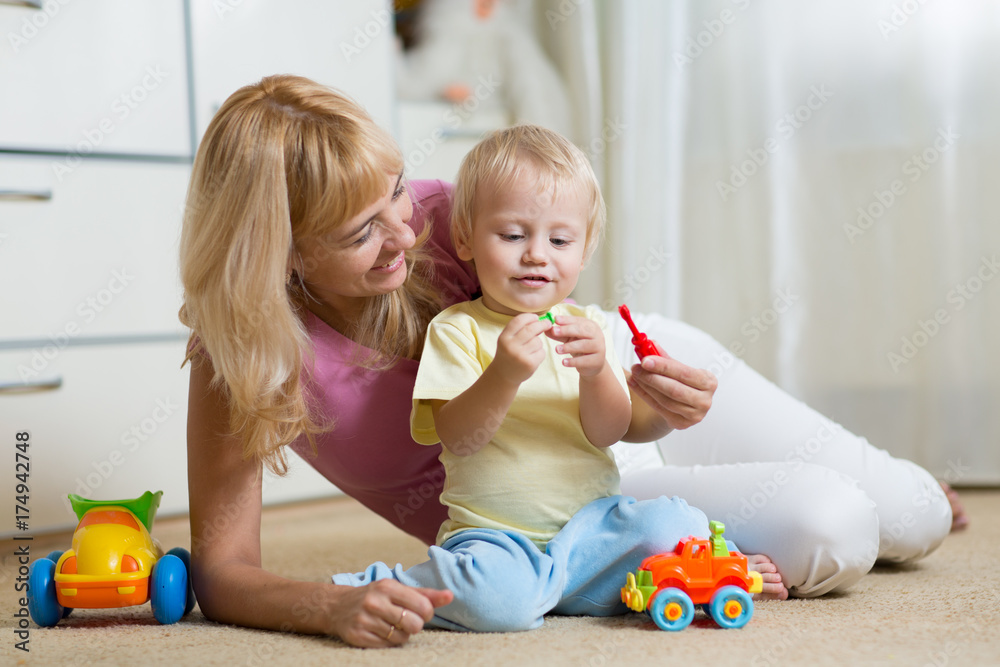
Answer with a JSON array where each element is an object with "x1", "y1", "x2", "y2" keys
[{"x1": 372, "y1": 252, "x2": 405, "y2": 273}]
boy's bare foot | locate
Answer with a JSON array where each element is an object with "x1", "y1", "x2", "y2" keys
[
  {"x1": 941, "y1": 481, "x2": 969, "y2": 531},
  {"x1": 746, "y1": 554, "x2": 789, "y2": 600}
]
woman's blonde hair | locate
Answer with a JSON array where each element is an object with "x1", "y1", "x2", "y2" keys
[
  {"x1": 451, "y1": 124, "x2": 606, "y2": 263},
  {"x1": 179, "y1": 74, "x2": 440, "y2": 475}
]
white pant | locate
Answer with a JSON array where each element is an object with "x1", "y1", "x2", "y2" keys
[{"x1": 606, "y1": 311, "x2": 952, "y2": 597}]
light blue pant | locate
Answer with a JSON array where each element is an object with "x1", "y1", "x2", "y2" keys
[{"x1": 331, "y1": 495, "x2": 709, "y2": 632}]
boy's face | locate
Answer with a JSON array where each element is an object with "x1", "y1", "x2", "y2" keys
[{"x1": 456, "y1": 166, "x2": 589, "y2": 316}]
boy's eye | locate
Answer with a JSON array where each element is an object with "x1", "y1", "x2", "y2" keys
[
  {"x1": 500, "y1": 233, "x2": 523, "y2": 241},
  {"x1": 550, "y1": 238, "x2": 570, "y2": 247}
]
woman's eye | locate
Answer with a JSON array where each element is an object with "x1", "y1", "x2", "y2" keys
[
  {"x1": 354, "y1": 227, "x2": 373, "y2": 245},
  {"x1": 392, "y1": 185, "x2": 406, "y2": 200}
]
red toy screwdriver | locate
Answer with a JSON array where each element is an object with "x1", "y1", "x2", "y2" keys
[{"x1": 618, "y1": 304, "x2": 667, "y2": 360}]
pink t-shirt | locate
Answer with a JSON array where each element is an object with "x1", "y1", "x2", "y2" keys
[{"x1": 290, "y1": 180, "x2": 478, "y2": 545}]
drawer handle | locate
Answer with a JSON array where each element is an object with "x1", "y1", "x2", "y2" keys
[
  {"x1": 0, "y1": 1, "x2": 43, "y2": 7},
  {"x1": 0, "y1": 189, "x2": 52, "y2": 201},
  {"x1": 0, "y1": 377, "x2": 63, "y2": 395}
]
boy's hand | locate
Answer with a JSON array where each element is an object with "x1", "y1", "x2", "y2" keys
[
  {"x1": 492, "y1": 313, "x2": 553, "y2": 385},
  {"x1": 545, "y1": 315, "x2": 607, "y2": 377}
]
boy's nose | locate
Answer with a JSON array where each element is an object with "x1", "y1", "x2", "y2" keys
[{"x1": 523, "y1": 239, "x2": 549, "y2": 264}]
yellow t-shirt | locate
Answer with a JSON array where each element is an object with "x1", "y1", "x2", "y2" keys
[{"x1": 410, "y1": 299, "x2": 629, "y2": 548}]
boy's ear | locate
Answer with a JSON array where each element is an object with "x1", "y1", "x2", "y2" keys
[{"x1": 455, "y1": 234, "x2": 475, "y2": 262}]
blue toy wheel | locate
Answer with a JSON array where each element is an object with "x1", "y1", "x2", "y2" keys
[
  {"x1": 165, "y1": 547, "x2": 196, "y2": 616},
  {"x1": 41, "y1": 551, "x2": 73, "y2": 618},
  {"x1": 150, "y1": 554, "x2": 188, "y2": 624},
  {"x1": 28, "y1": 558, "x2": 64, "y2": 627},
  {"x1": 708, "y1": 585, "x2": 754, "y2": 629},
  {"x1": 648, "y1": 587, "x2": 694, "y2": 631}
]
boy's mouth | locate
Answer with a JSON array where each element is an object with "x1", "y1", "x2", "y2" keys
[{"x1": 516, "y1": 274, "x2": 551, "y2": 286}]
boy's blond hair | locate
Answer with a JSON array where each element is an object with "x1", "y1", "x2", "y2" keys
[{"x1": 451, "y1": 124, "x2": 606, "y2": 263}]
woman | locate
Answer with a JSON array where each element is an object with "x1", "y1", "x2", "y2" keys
[{"x1": 179, "y1": 75, "x2": 956, "y2": 648}]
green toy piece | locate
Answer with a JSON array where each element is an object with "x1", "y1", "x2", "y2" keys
[
  {"x1": 709, "y1": 520, "x2": 730, "y2": 557},
  {"x1": 539, "y1": 312, "x2": 555, "y2": 324},
  {"x1": 68, "y1": 490, "x2": 163, "y2": 532}
]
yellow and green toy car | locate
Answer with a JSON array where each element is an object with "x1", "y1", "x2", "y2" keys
[{"x1": 28, "y1": 491, "x2": 194, "y2": 627}]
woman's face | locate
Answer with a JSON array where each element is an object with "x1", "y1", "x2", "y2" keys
[{"x1": 296, "y1": 172, "x2": 414, "y2": 317}]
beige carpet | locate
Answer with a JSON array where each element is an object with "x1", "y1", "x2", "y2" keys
[{"x1": 3, "y1": 490, "x2": 998, "y2": 666}]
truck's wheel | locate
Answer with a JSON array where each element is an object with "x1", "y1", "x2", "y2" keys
[
  {"x1": 648, "y1": 587, "x2": 694, "y2": 631},
  {"x1": 708, "y1": 585, "x2": 754, "y2": 629}
]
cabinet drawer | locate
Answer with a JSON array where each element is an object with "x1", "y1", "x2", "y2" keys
[
  {"x1": 0, "y1": 155, "x2": 190, "y2": 341},
  {"x1": 0, "y1": 0, "x2": 190, "y2": 157},
  {"x1": 1, "y1": 341, "x2": 341, "y2": 536},
  {"x1": 1, "y1": 341, "x2": 190, "y2": 534}
]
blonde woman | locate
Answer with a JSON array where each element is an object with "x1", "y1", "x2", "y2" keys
[{"x1": 180, "y1": 75, "x2": 957, "y2": 648}]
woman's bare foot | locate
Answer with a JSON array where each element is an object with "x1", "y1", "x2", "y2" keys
[
  {"x1": 941, "y1": 481, "x2": 969, "y2": 531},
  {"x1": 746, "y1": 554, "x2": 789, "y2": 600}
]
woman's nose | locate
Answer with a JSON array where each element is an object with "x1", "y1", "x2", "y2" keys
[{"x1": 383, "y1": 217, "x2": 416, "y2": 251}]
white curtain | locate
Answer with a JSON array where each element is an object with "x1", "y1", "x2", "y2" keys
[{"x1": 552, "y1": 0, "x2": 1000, "y2": 483}]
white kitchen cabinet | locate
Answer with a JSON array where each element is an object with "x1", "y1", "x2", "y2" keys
[
  {"x1": 189, "y1": 0, "x2": 396, "y2": 144},
  {"x1": 1, "y1": 2, "x2": 395, "y2": 533},
  {"x1": 0, "y1": 155, "x2": 190, "y2": 342},
  {"x1": 0, "y1": 0, "x2": 191, "y2": 157}
]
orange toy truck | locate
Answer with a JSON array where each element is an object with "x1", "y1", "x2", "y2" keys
[{"x1": 621, "y1": 520, "x2": 763, "y2": 630}]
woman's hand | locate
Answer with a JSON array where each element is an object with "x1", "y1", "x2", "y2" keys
[
  {"x1": 330, "y1": 580, "x2": 454, "y2": 648},
  {"x1": 624, "y1": 354, "x2": 718, "y2": 440}
]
